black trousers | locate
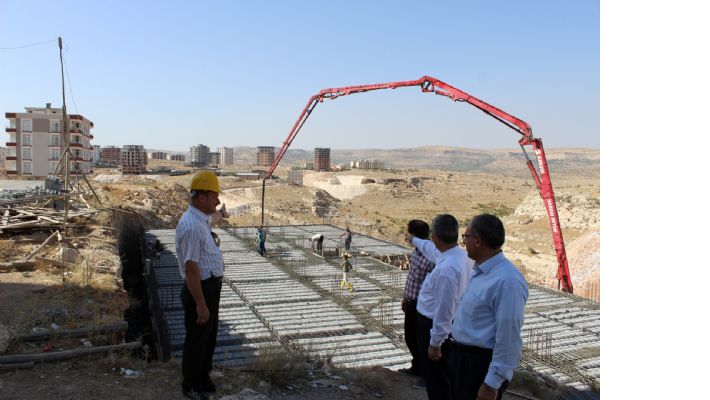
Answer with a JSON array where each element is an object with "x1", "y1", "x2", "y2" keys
[
  {"x1": 181, "y1": 276, "x2": 222, "y2": 388},
  {"x1": 417, "y1": 312, "x2": 451, "y2": 400},
  {"x1": 447, "y1": 340, "x2": 508, "y2": 400},
  {"x1": 403, "y1": 299, "x2": 421, "y2": 374}
]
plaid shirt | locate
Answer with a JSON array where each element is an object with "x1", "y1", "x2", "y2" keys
[{"x1": 404, "y1": 247, "x2": 435, "y2": 301}]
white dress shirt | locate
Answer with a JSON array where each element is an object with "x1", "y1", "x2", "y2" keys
[
  {"x1": 451, "y1": 251, "x2": 528, "y2": 389},
  {"x1": 176, "y1": 205, "x2": 224, "y2": 280},
  {"x1": 413, "y1": 237, "x2": 472, "y2": 347}
]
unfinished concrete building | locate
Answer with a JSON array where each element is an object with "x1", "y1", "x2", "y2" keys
[
  {"x1": 168, "y1": 154, "x2": 186, "y2": 162},
  {"x1": 314, "y1": 147, "x2": 330, "y2": 171},
  {"x1": 121, "y1": 145, "x2": 148, "y2": 175},
  {"x1": 287, "y1": 168, "x2": 304, "y2": 186},
  {"x1": 100, "y1": 146, "x2": 121, "y2": 166},
  {"x1": 189, "y1": 144, "x2": 209, "y2": 167},
  {"x1": 145, "y1": 225, "x2": 599, "y2": 393},
  {"x1": 257, "y1": 146, "x2": 275, "y2": 167},
  {"x1": 149, "y1": 151, "x2": 167, "y2": 160}
]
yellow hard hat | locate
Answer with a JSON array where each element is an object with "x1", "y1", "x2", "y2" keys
[{"x1": 190, "y1": 171, "x2": 221, "y2": 193}]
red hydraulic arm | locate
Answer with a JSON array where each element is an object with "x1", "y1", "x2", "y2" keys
[{"x1": 265, "y1": 76, "x2": 573, "y2": 293}]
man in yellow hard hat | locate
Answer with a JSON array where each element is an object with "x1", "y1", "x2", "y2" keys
[{"x1": 175, "y1": 171, "x2": 225, "y2": 399}]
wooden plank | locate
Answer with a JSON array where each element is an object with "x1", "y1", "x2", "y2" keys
[{"x1": 0, "y1": 341, "x2": 141, "y2": 364}]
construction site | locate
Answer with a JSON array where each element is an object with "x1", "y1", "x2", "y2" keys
[{"x1": 0, "y1": 34, "x2": 600, "y2": 400}]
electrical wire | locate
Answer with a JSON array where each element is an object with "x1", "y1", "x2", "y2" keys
[
  {"x1": 62, "y1": 49, "x2": 80, "y2": 114},
  {"x1": 0, "y1": 38, "x2": 56, "y2": 50}
]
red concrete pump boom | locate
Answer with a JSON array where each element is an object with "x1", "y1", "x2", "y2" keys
[{"x1": 265, "y1": 75, "x2": 573, "y2": 293}]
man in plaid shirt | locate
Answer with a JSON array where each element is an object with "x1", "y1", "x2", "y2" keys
[{"x1": 399, "y1": 219, "x2": 436, "y2": 384}]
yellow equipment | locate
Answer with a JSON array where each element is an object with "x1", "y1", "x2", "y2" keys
[{"x1": 191, "y1": 171, "x2": 221, "y2": 193}]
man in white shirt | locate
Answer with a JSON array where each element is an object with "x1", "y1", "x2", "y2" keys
[
  {"x1": 405, "y1": 214, "x2": 472, "y2": 400},
  {"x1": 448, "y1": 214, "x2": 528, "y2": 400},
  {"x1": 176, "y1": 171, "x2": 225, "y2": 400},
  {"x1": 310, "y1": 233, "x2": 324, "y2": 253}
]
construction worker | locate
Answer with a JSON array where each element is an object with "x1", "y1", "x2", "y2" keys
[
  {"x1": 310, "y1": 233, "x2": 324, "y2": 254},
  {"x1": 175, "y1": 171, "x2": 224, "y2": 399},
  {"x1": 339, "y1": 227, "x2": 353, "y2": 252},
  {"x1": 255, "y1": 225, "x2": 266, "y2": 256},
  {"x1": 340, "y1": 252, "x2": 354, "y2": 291}
]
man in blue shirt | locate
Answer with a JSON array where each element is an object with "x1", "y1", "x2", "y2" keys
[
  {"x1": 449, "y1": 214, "x2": 528, "y2": 400},
  {"x1": 256, "y1": 225, "x2": 267, "y2": 256}
]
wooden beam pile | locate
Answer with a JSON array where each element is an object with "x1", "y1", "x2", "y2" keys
[{"x1": 0, "y1": 206, "x2": 100, "y2": 233}]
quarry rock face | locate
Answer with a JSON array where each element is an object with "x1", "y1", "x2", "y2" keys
[
  {"x1": 312, "y1": 189, "x2": 341, "y2": 218},
  {"x1": 513, "y1": 191, "x2": 600, "y2": 230}
]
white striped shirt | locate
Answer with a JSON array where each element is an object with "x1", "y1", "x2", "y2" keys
[{"x1": 176, "y1": 205, "x2": 224, "y2": 280}]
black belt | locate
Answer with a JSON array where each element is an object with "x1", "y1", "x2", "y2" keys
[{"x1": 447, "y1": 338, "x2": 492, "y2": 355}]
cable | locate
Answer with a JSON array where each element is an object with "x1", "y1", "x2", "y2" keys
[
  {"x1": 0, "y1": 38, "x2": 56, "y2": 50},
  {"x1": 62, "y1": 49, "x2": 80, "y2": 114}
]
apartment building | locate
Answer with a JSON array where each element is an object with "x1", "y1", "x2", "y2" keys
[
  {"x1": 169, "y1": 154, "x2": 186, "y2": 162},
  {"x1": 208, "y1": 152, "x2": 220, "y2": 166},
  {"x1": 121, "y1": 145, "x2": 147, "y2": 175},
  {"x1": 100, "y1": 146, "x2": 121, "y2": 166},
  {"x1": 148, "y1": 151, "x2": 167, "y2": 160},
  {"x1": 287, "y1": 168, "x2": 304, "y2": 186},
  {"x1": 314, "y1": 147, "x2": 330, "y2": 171},
  {"x1": 190, "y1": 144, "x2": 209, "y2": 167},
  {"x1": 4, "y1": 105, "x2": 93, "y2": 178},
  {"x1": 218, "y1": 147, "x2": 233, "y2": 165},
  {"x1": 350, "y1": 159, "x2": 385, "y2": 169},
  {"x1": 91, "y1": 145, "x2": 101, "y2": 165},
  {"x1": 257, "y1": 146, "x2": 275, "y2": 167}
]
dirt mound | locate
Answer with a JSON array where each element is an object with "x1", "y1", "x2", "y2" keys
[
  {"x1": 566, "y1": 227, "x2": 600, "y2": 293},
  {"x1": 312, "y1": 189, "x2": 340, "y2": 218},
  {"x1": 513, "y1": 191, "x2": 599, "y2": 230}
]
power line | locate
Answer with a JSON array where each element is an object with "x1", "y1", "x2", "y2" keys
[
  {"x1": 62, "y1": 49, "x2": 80, "y2": 114},
  {"x1": 0, "y1": 38, "x2": 56, "y2": 50}
]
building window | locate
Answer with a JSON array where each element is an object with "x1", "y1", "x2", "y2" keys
[
  {"x1": 22, "y1": 147, "x2": 31, "y2": 160},
  {"x1": 50, "y1": 120, "x2": 61, "y2": 132},
  {"x1": 21, "y1": 119, "x2": 32, "y2": 132},
  {"x1": 21, "y1": 134, "x2": 31, "y2": 146},
  {"x1": 50, "y1": 134, "x2": 60, "y2": 146},
  {"x1": 22, "y1": 162, "x2": 32, "y2": 174},
  {"x1": 72, "y1": 149, "x2": 80, "y2": 159},
  {"x1": 72, "y1": 135, "x2": 81, "y2": 144},
  {"x1": 50, "y1": 148, "x2": 60, "y2": 160},
  {"x1": 9, "y1": 120, "x2": 16, "y2": 129},
  {"x1": 50, "y1": 161, "x2": 59, "y2": 171}
]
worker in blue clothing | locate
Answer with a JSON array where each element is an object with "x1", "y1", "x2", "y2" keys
[{"x1": 256, "y1": 225, "x2": 267, "y2": 256}]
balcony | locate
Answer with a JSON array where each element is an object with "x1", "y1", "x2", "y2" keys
[
  {"x1": 6, "y1": 171, "x2": 17, "y2": 175},
  {"x1": 70, "y1": 143, "x2": 82, "y2": 148},
  {"x1": 5, "y1": 127, "x2": 16, "y2": 133},
  {"x1": 6, "y1": 142, "x2": 16, "y2": 146},
  {"x1": 6, "y1": 156, "x2": 17, "y2": 161}
]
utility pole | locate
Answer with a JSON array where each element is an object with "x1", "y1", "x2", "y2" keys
[{"x1": 58, "y1": 36, "x2": 70, "y2": 232}]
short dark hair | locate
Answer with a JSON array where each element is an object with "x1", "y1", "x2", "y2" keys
[
  {"x1": 469, "y1": 214, "x2": 505, "y2": 249},
  {"x1": 407, "y1": 219, "x2": 430, "y2": 240},
  {"x1": 432, "y1": 214, "x2": 459, "y2": 244}
]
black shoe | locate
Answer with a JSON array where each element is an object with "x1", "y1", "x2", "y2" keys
[
  {"x1": 398, "y1": 367, "x2": 420, "y2": 377},
  {"x1": 200, "y1": 377, "x2": 217, "y2": 393}
]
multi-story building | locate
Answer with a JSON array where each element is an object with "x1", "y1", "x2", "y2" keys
[
  {"x1": 169, "y1": 154, "x2": 186, "y2": 162},
  {"x1": 121, "y1": 145, "x2": 147, "y2": 175},
  {"x1": 148, "y1": 151, "x2": 167, "y2": 160},
  {"x1": 218, "y1": 147, "x2": 233, "y2": 165},
  {"x1": 287, "y1": 169, "x2": 304, "y2": 186},
  {"x1": 208, "y1": 152, "x2": 220, "y2": 166},
  {"x1": 4, "y1": 105, "x2": 93, "y2": 178},
  {"x1": 257, "y1": 146, "x2": 275, "y2": 167},
  {"x1": 190, "y1": 144, "x2": 209, "y2": 167},
  {"x1": 100, "y1": 146, "x2": 121, "y2": 166},
  {"x1": 350, "y1": 159, "x2": 385, "y2": 169},
  {"x1": 91, "y1": 145, "x2": 101, "y2": 165},
  {"x1": 314, "y1": 147, "x2": 330, "y2": 171}
]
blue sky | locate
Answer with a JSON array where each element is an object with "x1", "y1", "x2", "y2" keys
[{"x1": 0, "y1": 0, "x2": 599, "y2": 151}]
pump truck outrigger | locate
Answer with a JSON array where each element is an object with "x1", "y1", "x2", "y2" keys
[{"x1": 259, "y1": 75, "x2": 574, "y2": 293}]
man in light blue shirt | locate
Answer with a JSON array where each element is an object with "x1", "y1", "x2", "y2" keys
[
  {"x1": 449, "y1": 214, "x2": 528, "y2": 400},
  {"x1": 405, "y1": 214, "x2": 472, "y2": 400}
]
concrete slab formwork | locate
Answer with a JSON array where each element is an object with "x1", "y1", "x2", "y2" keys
[{"x1": 145, "y1": 224, "x2": 600, "y2": 391}]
